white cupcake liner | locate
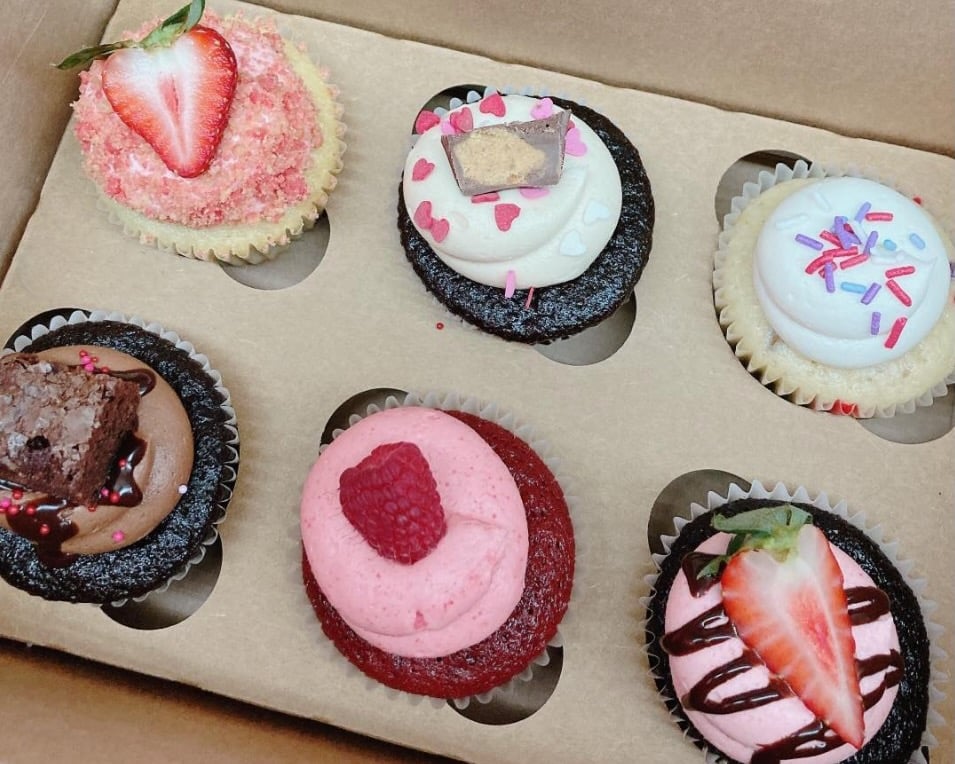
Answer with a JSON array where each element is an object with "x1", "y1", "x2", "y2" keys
[
  {"x1": 2, "y1": 308, "x2": 239, "y2": 607},
  {"x1": 302, "y1": 390, "x2": 579, "y2": 710},
  {"x1": 640, "y1": 479, "x2": 946, "y2": 764},
  {"x1": 714, "y1": 160, "x2": 955, "y2": 418}
]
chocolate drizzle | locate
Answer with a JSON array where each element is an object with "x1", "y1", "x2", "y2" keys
[
  {"x1": 662, "y1": 575, "x2": 904, "y2": 762},
  {"x1": 681, "y1": 552, "x2": 724, "y2": 597},
  {"x1": 103, "y1": 433, "x2": 147, "y2": 507}
]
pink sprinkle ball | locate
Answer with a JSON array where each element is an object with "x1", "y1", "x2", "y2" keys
[
  {"x1": 178, "y1": 484, "x2": 188, "y2": 495},
  {"x1": 0, "y1": 498, "x2": 10, "y2": 510},
  {"x1": 112, "y1": 530, "x2": 126, "y2": 543}
]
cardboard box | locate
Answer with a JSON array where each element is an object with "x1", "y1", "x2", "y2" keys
[{"x1": 1, "y1": 1, "x2": 952, "y2": 761}]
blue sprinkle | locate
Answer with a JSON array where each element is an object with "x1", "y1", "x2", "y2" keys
[
  {"x1": 840, "y1": 282, "x2": 867, "y2": 294},
  {"x1": 909, "y1": 233, "x2": 926, "y2": 250},
  {"x1": 883, "y1": 239, "x2": 898, "y2": 251}
]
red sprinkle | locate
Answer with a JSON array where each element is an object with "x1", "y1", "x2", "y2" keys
[
  {"x1": 885, "y1": 316, "x2": 907, "y2": 349},
  {"x1": 822, "y1": 247, "x2": 859, "y2": 258},
  {"x1": 839, "y1": 253, "x2": 870, "y2": 270},
  {"x1": 865, "y1": 212, "x2": 894, "y2": 221},
  {"x1": 914, "y1": 196, "x2": 923, "y2": 205},
  {"x1": 435, "y1": 322, "x2": 444, "y2": 330},
  {"x1": 885, "y1": 279, "x2": 912, "y2": 306},
  {"x1": 11, "y1": 489, "x2": 22, "y2": 501},
  {"x1": 7, "y1": 506, "x2": 19, "y2": 517},
  {"x1": 38, "y1": 524, "x2": 50, "y2": 537},
  {"x1": 99, "y1": 366, "x2": 110, "y2": 373},
  {"x1": 524, "y1": 286, "x2": 536, "y2": 310},
  {"x1": 885, "y1": 266, "x2": 916, "y2": 278},
  {"x1": 819, "y1": 230, "x2": 842, "y2": 246},
  {"x1": 109, "y1": 491, "x2": 121, "y2": 504},
  {"x1": 118, "y1": 459, "x2": 127, "y2": 468},
  {"x1": 805, "y1": 253, "x2": 834, "y2": 274},
  {"x1": 25, "y1": 505, "x2": 36, "y2": 517}
]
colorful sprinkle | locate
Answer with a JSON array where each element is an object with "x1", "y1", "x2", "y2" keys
[
  {"x1": 909, "y1": 233, "x2": 926, "y2": 250},
  {"x1": 7, "y1": 506, "x2": 18, "y2": 517},
  {"x1": 833, "y1": 216, "x2": 853, "y2": 249},
  {"x1": 471, "y1": 192, "x2": 500, "y2": 204},
  {"x1": 885, "y1": 266, "x2": 916, "y2": 278},
  {"x1": 805, "y1": 253, "x2": 833, "y2": 274},
  {"x1": 885, "y1": 279, "x2": 912, "y2": 306},
  {"x1": 913, "y1": 196, "x2": 923, "y2": 205},
  {"x1": 524, "y1": 286, "x2": 535, "y2": 310},
  {"x1": 819, "y1": 230, "x2": 842, "y2": 246},
  {"x1": 885, "y1": 316, "x2": 907, "y2": 349},
  {"x1": 795, "y1": 234, "x2": 824, "y2": 250},
  {"x1": 775, "y1": 214, "x2": 809, "y2": 230},
  {"x1": 435, "y1": 322, "x2": 444, "y2": 330},
  {"x1": 25, "y1": 504, "x2": 36, "y2": 516},
  {"x1": 112, "y1": 530, "x2": 126, "y2": 543},
  {"x1": 863, "y1": 230, "x2": 878, "y2": 255},
  {"x1": 494, "y1": 203, "x2": 521, "y2": 232},
  {"x1": 844, "y1": 223, "x2": 862, "y2": 246},
  {"x1": 178, "y1": 484, "x2": 188, "y2": 495},
  {"x1": 865, "y1": 212, "x2": 894, "y2": 222},
  {"x1": 0, "y1": 498, "x2": 10, "y2": 509},
  {"x1": 411, "y1": 158, "x2": 435, "y2": 182},
  {"x1": 478, "y1": 92, "x2": 506, "y2": 117},
  {"x1": 504, "y1": 270, "x2": 517, "y2": 298},
  {"x1": 414, "y1": 110, "x2": 441, "y2": 134},
  {"x1": 854, "y1": 202, "x2": 871, "y2": 222},
  {"x1": 100, "y1": 487, "x2": 110, "y2": 498},
  {"x1": 38, "y1": 524, "x2": 50, "y2": 537},
  {"x1": 823, "y1": 246, "x2": 858, "y2": 258},
  {"x1": 882, "y1": 239, "x2": 897, "y2": 251},
  {"x1": 564, "y1": 127, "x2": 587, "y2": 156},
  {"x1": 861, "y1": 283, "x2": 881, "y2": 305},
  {"x1": 839, "y1": 253, "x2": 869, "y2": 270},
  {"x1": 824, "y1": 262, "x2": 835, "y2": 292},
  {"x1": 870, "y1": 312, "x2": 881, "y2": 335},
  {"x1": 839, "y1": 281, "x2": 867, "y2": 294},
  {"x1": 530, "y1": 97, "x2": 554, "y2": 119},
  {"x1": 11, "y1": 489, "x2": 22, "y2": 501},
  {"x1": 519, "y1": 187, "x2": 550, "y2": 200}
]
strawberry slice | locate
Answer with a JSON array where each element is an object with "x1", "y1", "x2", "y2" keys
[
  {"x1": 713, "y1": 507, "x2": 864, "y2": 749},
  {"x1": 58, "y1": 0, "x2": 236, "y2": 178}
]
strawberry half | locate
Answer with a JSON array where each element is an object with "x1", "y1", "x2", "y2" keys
[
  {"x1": 710, "y1": 506, "x2": 865, "y2": 750},
  {"x1": 58, "y1": 0, "x2": 237, "y2": 178},
  {"x1": 339, "y1": 441, "x2": 447, "y2": 565}
]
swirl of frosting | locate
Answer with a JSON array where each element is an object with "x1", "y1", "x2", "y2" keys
[
  {"x1": 664, "y1": 532, "x2": 901, "y2": 764},
  {"x1": 300, "y1": 407, "x2": 528, "y2": 658},
  {"x1": 402, "y1": 94, "x2": 622, "y2": 289},
  {"x1": 754, "y1": 177, "x2": 951, "y2": 368}
]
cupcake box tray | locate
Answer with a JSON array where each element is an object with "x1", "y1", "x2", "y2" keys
[{"x1": 0, "y1": 1, "x2": 952, "y2": 761}]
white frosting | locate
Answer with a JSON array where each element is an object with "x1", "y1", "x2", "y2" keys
[
  {"x1": 754, "y1": 177, "x2": 951, "y2": 368},
  {"x1": 402, "y1": 95, "x2": 622, "y2": 289}
]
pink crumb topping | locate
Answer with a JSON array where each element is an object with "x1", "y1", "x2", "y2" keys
[{"x1": 72, "y1": 13, "x2": 322, "y2": 227}]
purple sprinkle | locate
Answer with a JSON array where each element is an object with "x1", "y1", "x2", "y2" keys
[
  {"x1": 950, "y1": 261, "x2": 955, "y2": 279},
  {"x1": 861, "y1": 282, "x2": 881, "y2": 305},
  {"x1": 909, "y1": 233, "x2": 926, "y2": 250},
  {"x1": 840, "y1": 281, "x2": 867, "y2": 294},
  {"x1": 863, "y1": 230, "x2": 878, "y2": 256},
  {"x1": 870, "y1": 311, "x2": 881, "y2": 335},
  {"x1": 834, "y1": 216, "x2": 853, "y2": 249},
  {"x1": 795, "y1": 234, "x2": 824, "y2": 250},
  {"x1": 824, "y1": 262, "x2": 835, "y2": 292},
  {"x1": 855, "y1": 202, "x2": 872, "y2": 222}
]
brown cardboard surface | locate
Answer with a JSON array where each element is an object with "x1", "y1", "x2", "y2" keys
[{"x1": 0, "y1": 1, "x2": 953, "y2": 762}]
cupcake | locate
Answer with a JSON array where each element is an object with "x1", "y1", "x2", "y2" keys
[
  {"x1": 300, "y1": 396, "x2": 574, "y2": 700},
  {"x1": 644, "y1": 483, "x2": 937, "y2": 764},
  {"x1": 58, "y1": 0, "x2": 345, "y2": 264},
  {"x1": 397, "y1": 90, "x2": 654, "y2": 343},
  {"x1": 0, "y1": 309, "x2": 238, "y2": 603},
  {"x1": 714, "y1": 162, "x2": 955, "y2": 417}
]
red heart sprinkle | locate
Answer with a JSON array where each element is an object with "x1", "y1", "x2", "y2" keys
[
  {"x1": 430, "y1": 218, "x2": 450, "y2": 242},
  {"x1": 414, "y1": 110, "x2": 441, "y2": 134},
  {"x1": 413, "y1": 200, "x2": 434, "y2": 229},
  {"x1": 449, "y1": 107, "x2": 473, "y2": 133},
  {"x1": 494, "y1": 204, "x2": 521, "y2": 232},
  {"x1": 471, "y1": 192, "x2": 500, "y2": 204},
  {"x1": 479, "y1": 93, "x2": 506, "y2": 117},
  {"x1": 412, "y1": 158, "x2": 435, "y2": 181}
]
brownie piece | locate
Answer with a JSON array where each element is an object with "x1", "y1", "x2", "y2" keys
[{"x1": 0, "y1": 353, "x2": 140, "y2": 505}]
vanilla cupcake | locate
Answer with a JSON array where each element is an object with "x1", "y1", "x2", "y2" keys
[
  {"x1": 61, "y1": 2, "x2": 345, "y2": 264},
  {"x1": 714, "y1": 162, "x2": 955, "y2": 417}
]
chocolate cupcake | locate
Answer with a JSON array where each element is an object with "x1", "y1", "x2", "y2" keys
[
  {"x1": 644, "y1": 481, "x2": 938, "y2": 764},
  {"x1": 398, "y1": 90, "x2": 654, "y2": 343},
  {"x1": 300, "y1": 393, "x2": 574, "y2": 701},
  {"x1": 0, "y1": 309, "x2": 238, "y2": 603}
]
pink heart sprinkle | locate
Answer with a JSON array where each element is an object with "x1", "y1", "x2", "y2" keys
[
  {"x1": 430, "y1": 218, "x2": 450, "y2": 243},
  {"x1": 414, "y1": 110, "x2": 441, "y2": 134},
  {"x1": 440, "y1": 119, "x2": 455, "y2": 135},
  {"x1": 449, "y1": 107, "x2": 473, "y2": 133},
  {"x1": 494, "y1": 203, "x2": 521, "y2": 232},
  {"x1": 471, "y1": 192, "x2": 500, "y2": 204},
  {"x1": 479, "y1": 93, "x2": 506, "y2": 117},
  {"x1": 519, "y1": 187, "x2": 550, "y2": 199},
  {"x1": 411, "y1": 158, "x2": 435, "y2": 181},
  {"x1": 530, "y1": 97, "x2": 554, "y2": 120},
  {"x1": 413, "y1": 200, "x2": 434, "y2": 229},
  {"x1": 565, "y1": 127, "x2": 587, "y2": 156}
]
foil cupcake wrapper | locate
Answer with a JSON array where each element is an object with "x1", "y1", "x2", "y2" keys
[
  {"x1": 714, "y1": 160, "x2": 955, "y2": 418},
  {"x1": 2, "y1": 308, "x2": 239, "y2": 607},
  {"x1": 301, "y1": 390, "x2": 579, "y2": 710},
  {"x1": 640, "y1": 479, "x2": 946, "y2": 764}
]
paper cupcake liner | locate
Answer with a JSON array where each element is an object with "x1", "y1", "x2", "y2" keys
[
  {"x1": 714, "y1": 160, "x2": 955, "y2": 418},
  {"x1": 301, "y1": 390, "x2": 579, "y2": 710},
  {"x1": 640, "y1": 479, "x2": 946, "y2": 764},
  {"x1": 1, "y1": 308, "x2": 239, "y2": 606}
]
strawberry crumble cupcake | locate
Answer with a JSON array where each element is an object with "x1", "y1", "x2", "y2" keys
[
  {"x1": 645, "y1": 483, "x2": 937, "y2": 763},
  {"x1": 300, "y1": 396, "x2": 575, "y2": 701},
  {"x1": 62, "y1": 1, "x2": 345, "y2": 264}
]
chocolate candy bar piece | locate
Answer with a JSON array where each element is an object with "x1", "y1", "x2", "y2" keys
[
  {"x1": 0, "y1": 353, "x2": 140, "y2": 504},
  {"x1": 441, "y1": 110, "x2": 570, "y2": 195}
]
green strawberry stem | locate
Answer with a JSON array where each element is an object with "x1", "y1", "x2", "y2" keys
[
  {"x1": 56, "y1": 0, "x2": 205, "y2": 70},
  {"x1": 697, "y1": 503, "x2": 812, "y2": 579}
]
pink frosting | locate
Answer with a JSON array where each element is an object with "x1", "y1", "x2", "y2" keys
[
  {"x1": 72, "y1": 13, "x2": 321, "y2": 227},
  {"x1": 664, "y1": 533, "x2": 900, "y2": 764},
  {"x1": 300, "y1": 407, "x2": 528, "y2": 658}
]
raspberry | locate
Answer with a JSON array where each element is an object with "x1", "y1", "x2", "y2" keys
[{"x1": 339, "y1": 441, "x2": 447, "y2": 564}]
